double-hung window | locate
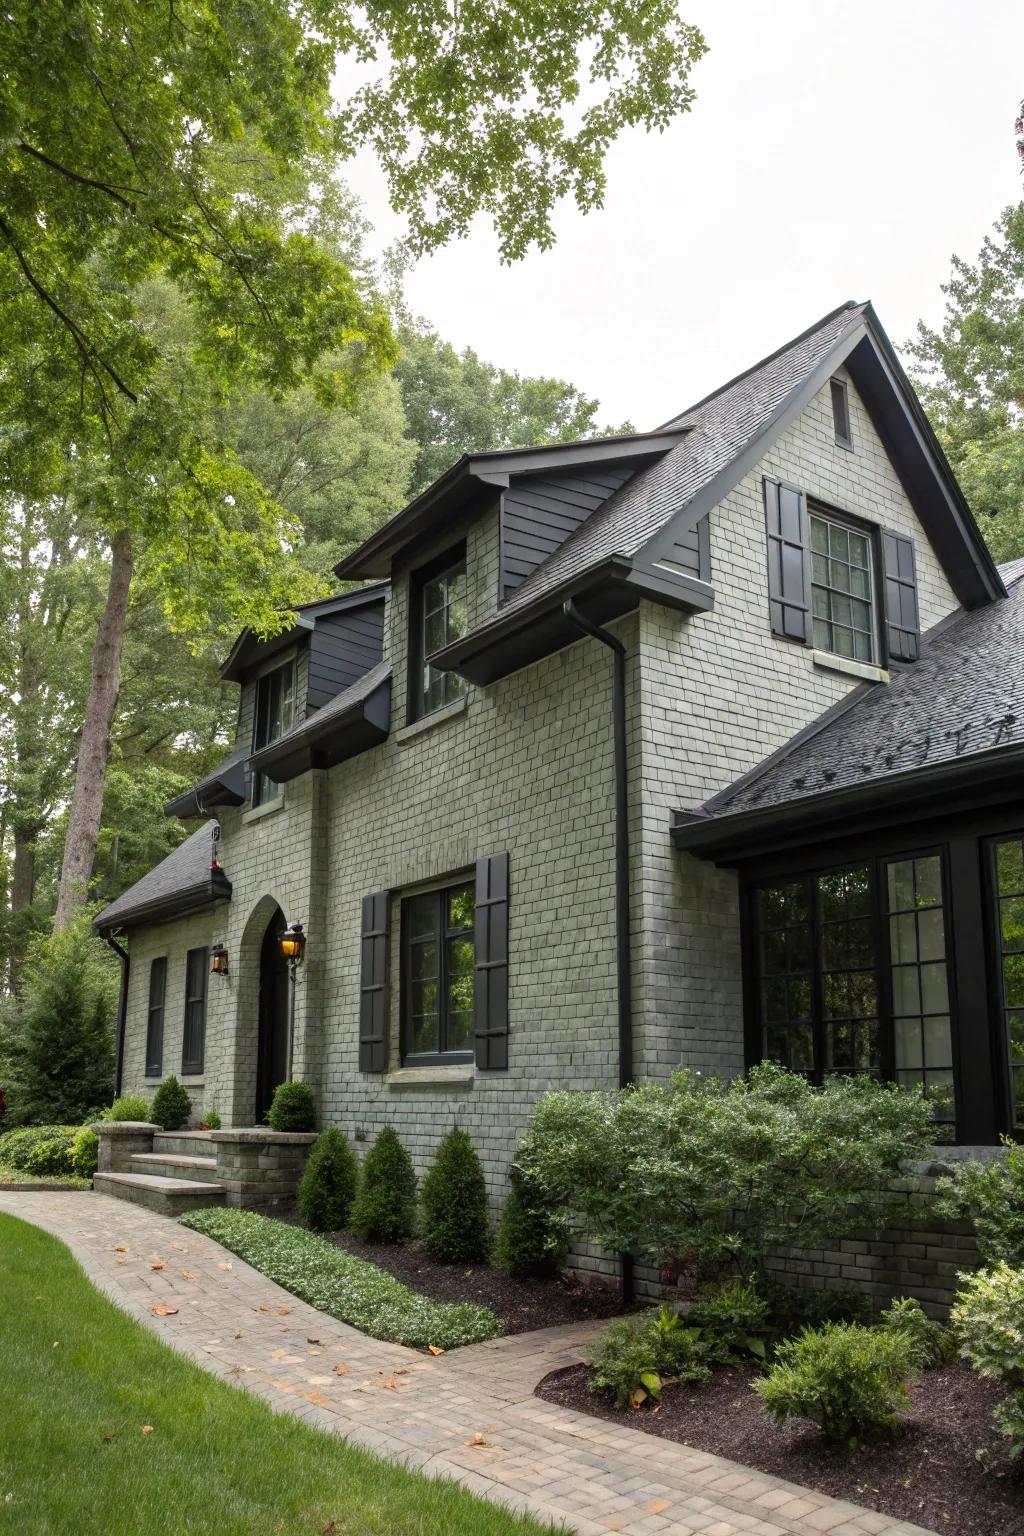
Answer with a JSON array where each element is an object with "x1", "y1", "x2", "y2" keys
[
  {"x1": 810, "y1": 512, "x2": 877, "y2": 663},
  {"x1": 401, "y1": 880, "x2": 475, "y2": 1063},
  {"x1": 252, "y1": 659, "x2": 296, "y2": 805},
  {"x1": 181, "y1": 947, "x2": 208, "y2": 1076},
  {"x1": 411, "y1": 549, "x2": 468, "y2": 720}
]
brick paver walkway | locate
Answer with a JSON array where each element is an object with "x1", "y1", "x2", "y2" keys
[{"x1": 0, "y1": 1192, "x2": 937, "y2": 1536}]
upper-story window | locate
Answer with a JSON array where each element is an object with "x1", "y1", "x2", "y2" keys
[
  {"x1": 810, "y1": 511, "x2": 877, "y2": 664},
  {"x1": 410, "y1": 547, "x2": 468, "y2": 721},
  {"x1": 830, "y1": 376, "x2": 853, "y2": 448},
  {"x1": 252, "y1": 658, "x2": 295, "y2": 805}
]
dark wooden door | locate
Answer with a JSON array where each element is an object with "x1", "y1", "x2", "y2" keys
[{"x1": 256, "y1": 911, "x2": 288, "y2": 1120}]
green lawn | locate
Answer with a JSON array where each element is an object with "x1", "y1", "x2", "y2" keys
[{"x1": 0, "y1": 1213, "x2": 551, "y2": 1536}]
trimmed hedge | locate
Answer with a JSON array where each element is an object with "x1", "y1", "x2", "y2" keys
[
  {"x1": 181, "y1": 1208, "x2": 499, "y2": 1350},
  {"x1": 0, "y1": 1124, "x2": 78, "y2": 1176},
  {"x1": 350, "y1": 1126, "x2": 416, "y2": 1243},
  {"x1": 420, "y1": 1128, "x2": 489, "y2": 1262},
  {"x1": 299, "y1": 1129, "x2": 358, "y2": 1232},
  {"x1": 151, "y1": 1076, "x2": 192, "y2": 1131},
  {"x1": 267, "y1": 1081, "x2": 316, "y2": 1133}
]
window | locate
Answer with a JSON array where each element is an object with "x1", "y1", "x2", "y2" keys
[
  {"x1": 411, "y1": 550, "x2": 468, "y2": 719},
  {"x1": 402, "y1": 880, "x2": 475, "y2": 1062},
  {"x1": 992, "y1": 837, "x2": 1024, "y2": 1130},
  {"x1": 830, "y1": 376, "x2": 852, "y2": 448},
  {"x1": 810, "y1": 512, "x2": 877, "y2": 662},
  {"x1": 181, "y1": 947, "x2": 208, "y2": 1076},
  {"x1": 252, "y1": 659, "x2": 296, "y2": 805},
  {"x1": 145, "y1": 957, "x2": 166, "y2": 1077},
  {"x1": 753, "y1": 852, "x2": 954, "y2": 1135}
]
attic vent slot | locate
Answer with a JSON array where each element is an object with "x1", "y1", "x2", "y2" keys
[{"x1": 830, "y1": 377, "x2": 852, "y2": 449}]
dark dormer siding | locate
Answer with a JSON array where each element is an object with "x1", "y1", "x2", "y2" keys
[
  {"x1": 657, "y1": 514, "x2": 711, "y2": 582},
  {"x1": 236, "y1": 678, "x2": 256, "y2": 753},
  {"x1": 499, "y1": 465, "x2": 636, "y2": 603},
  {"x1": 306, "y1": 604, "x2": 385, "y2": 712}
]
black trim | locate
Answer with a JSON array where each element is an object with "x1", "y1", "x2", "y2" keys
[
  {"x1": 145, "y1": 956, "x2": 167, "y2": 1078},
  {"x1": 400, "y1": 877, "x2": 476, "y2": 1066},
  {"x1": 94, "y1": 872, "x2": 232, "y2": 936},
  {"x1": 358, "y1": 891, "x2": 390, "y2": 1074},
  {"x1": 248, "y1": 668, "x2": 391, "y2": 782},
  {"x1": 882, "y1": 530, "x2": 921, "y2": 662},
  {"x1": 181, "y1": 947, "x2": 208, "y2": 1076},
  {"x1": 474, "y1": 853, "x2": 510, "y2": 1071},
  {"x1": 764, "y1": 477, "x2": 811, "y2": 643},
  {"x1": 407, "y1": 543, "x2": 468, "y2": 724}
]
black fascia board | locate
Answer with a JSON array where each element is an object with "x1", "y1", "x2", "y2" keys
[
  {"x1": 94, "y1": 874, "x2": 232, "y2": 936},
  {"x1": 333, "y1": 431, "x2": 690, "y2": 582},
  {"x1": 671, "y1": 740, "x2": 1024, "y2": 864},
  {"x1": 219, "y1": 584, "x2": 389, "y2": 683},
  {"x1": 165, "y1": 755, "x2": 247, "y2": 819},
  {"x1": 432, "y1": 556, "x2": 713, "y2": 687},
  {"x1": 247, "y1": 674, "x2": 390, "y2": 782}
]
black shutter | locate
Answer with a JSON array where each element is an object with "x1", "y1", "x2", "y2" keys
[
  {"x1": 882, "y1": 531, "x2": 920, "y2": 662},
  {"x1": 764, "y1": 477, "x2": 811, "y2": 642},
  {"x1": 474, "y1": 853, "x2": 509, "y2": 1071},
  {"x1": 359, "y1": 891, "x2": 390, "y2": 1073},
  {"x1": 181, "y1": 948, "x2": 207, "y2": 1075},
  {"x1": 145, "y1": 957, "x2": 166, "y2": 1078}
]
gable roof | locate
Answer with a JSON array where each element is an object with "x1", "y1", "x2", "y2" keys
[
  {"x1": 164, "y1": 745, "x2": 247, "y2": 820},
  {"x1": 672, "y1": 561, "x2": 1024, "y2": 861},
  {"x1": 94, "y1": 821, "x2": 230, "y2": 934},
  {"x1": 219, "y1": 583, "x2": 388, "y2": 683},
  {"x1": 247, "y1": 661, "x2": 391, "y2": 782}
]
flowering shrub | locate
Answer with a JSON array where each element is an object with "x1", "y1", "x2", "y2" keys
[{"x1": 951, "y1": 1263, "x2": 1024, "y2": 1458}]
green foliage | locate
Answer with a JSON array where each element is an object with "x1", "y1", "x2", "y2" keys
[
  {"x1": 350, "y1": 1127, "x2": 417, "y2": 1243},
  {"x1": 909, "y1": 203, "x2": 1024, "y2": 561},
  {"x1": 150, "y1": 1076, "x2": 192, "y2": 1133},
  {"x1": 182, "y1": 1208, "x2": 499, "y2": 1350},
  {"x1": 687, "y1": 1281, "x2": 771, "y2": 1365},
  {"x1": 879, "y1": 1296, "x2": 953, "y2": 1369},
  {"x1": 0, "y1": 1124, "x2": 78, "y2": 1177},
  {"x1": 102, "y1": 1094, "x2": 151, "y2": 1123},
  {"x1": 201, "y1": 1109, "x2": 222, "y2": 1131},
  {"x1": 764, "y1": 1279, "x2": 875, "y2": 1333},
  {"x1": 299, "y1": 1129, "x2": 359, "y2": 1234},
  {"x1": 71, "y1": 1126, "x2": 99, "y2": 1180},
  {"x1": 951, "y1": 1263, "x2": 1024, "y2": 1458},
  {"x1": 267, "y1": 1081, "x2": 316, "y2": 1133},
  {"x1": 754, "y1": 1323, "x2": 918, "y2": 1448},
  {"x1": 589, "y1": 1306, "x2": 710, "y2": 1409},
  {"x1": 0, "y1": 911, "x2": 117, "y2": 1125},
  {"x1": 937, "y1": 1141, "x2": 1024, "y2": 1266},
  {"x1": 520, "y1": 1063, "x2": 934, "y2": 1280},
  {"x1": 419, "y1": 1128, "x2": 489, "y2": 1263},
  {"x1": 494, "y1": 1162, "x2": 569, "y2": 1278}
]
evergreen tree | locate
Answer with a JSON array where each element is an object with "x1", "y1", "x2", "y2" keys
[
  {"x1": 420, "y1": 1127, "x2": 490, "y2": 1263},
  {"x1": 299, "y1": 1128, "x2": 359, "y2": 1232},
  {"x1": 350, "y1": 1126, "x2": 416, "y2": 1243}
]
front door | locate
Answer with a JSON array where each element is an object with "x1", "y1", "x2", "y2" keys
[{"x1": 256, "y1": 910, "x2": 289, "y2": 1121}]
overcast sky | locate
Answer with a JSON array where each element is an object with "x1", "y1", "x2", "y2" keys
[{"x1": 341, "y1": 0, "x2": 1024, "y2": 429}]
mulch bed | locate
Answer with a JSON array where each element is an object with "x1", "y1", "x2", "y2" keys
[
  {"x1": 537, "y1": 1358, "x2": 1024, "y2": 1536},
  {"x1": 327, "y1": 1232, "x2": 626, "y2": 1335}
]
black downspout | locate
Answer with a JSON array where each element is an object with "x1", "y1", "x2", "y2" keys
[
  {"x1": 562, "y1": 600, "x2": 635, "y2": 1305},
  {"x1": 103, "y1": 933, "x2": 130, "y2": 1099}
]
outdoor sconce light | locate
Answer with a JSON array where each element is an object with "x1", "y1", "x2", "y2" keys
[
  {"x1": 210, "y1": 943, "x2": 229, "y2": 976},
  {"x1": 278, "y1": 922, "x2": 306, "y2": 967}
]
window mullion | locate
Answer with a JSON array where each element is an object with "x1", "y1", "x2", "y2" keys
[
  {"x1": 809, "y1": 875, "x2": 826, "y2": 1084},
  {"x1": 873, "y1": 860, "x2": 896, "y2": 1083},
  {"x1": 437, "y1": 888, "x2": 449, "y2": 1055}
]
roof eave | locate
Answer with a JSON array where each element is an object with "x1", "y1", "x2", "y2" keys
[
  {"x1": 94, "y1": 873, "x2": 232, "y2": 936},
  {"x1": 248, "y1": 675, "x2": 391, "y2": 782}
]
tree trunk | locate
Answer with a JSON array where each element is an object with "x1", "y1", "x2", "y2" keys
[{"x1": 54, "y1": 528, "x2": 134, "y2": 931}]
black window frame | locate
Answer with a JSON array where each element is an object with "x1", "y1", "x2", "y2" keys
[
  {"x1": 251, "y1": 656, "x2": 297, "y2": 806},
  {"x1": 181, "y1": 946, "x2": 209, "y2": 1076},
  {"x1": 400, "y1": 877, "x2": 475, "y2": 1066},
  {"x1": 985, "y1": 832, "x2": 1024, "y2": 1134},
  {"x1": 830, "y1": 375, "x2": 853, "y2": 449},
  {"x1": 808, "y1": 502, "x2": 881, "y2": 665},
  {"x1": 145, "y1": 956, "x2": 167, "y2": 1078},
  {"x1": 407, "y1": 544, "x2": 468, "y2": 724},
  {"x1": 747, "y1": 844, "x2": 959, "y2": 1137}
]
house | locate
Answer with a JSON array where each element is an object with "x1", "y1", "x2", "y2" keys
[{"x1": 95, "y1": 300, "x2": 1023, "y2": 1254}]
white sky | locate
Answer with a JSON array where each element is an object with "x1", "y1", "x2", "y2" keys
[{"x1": 341, "y1": 0, "x2": 1024, "y2": 429}]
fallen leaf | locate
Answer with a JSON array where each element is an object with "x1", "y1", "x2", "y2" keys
[
  {"x1": 141, "y1": 1426, "x2": 155, "y2": 1436},
  {"x1": 465, "y1": 1433, "x2": 495, "y2": 1448},
  {"x1": 305, "y1": 1392, "x2": 332, "y2": 1407},
  {"x1": 277, "y1": 1307, "x2": 292, "y2": 1316},
  {"x1": 234, "y1": 1329, "x2": 242, "y2": 1340},
  {"x1": 271, "y1": 1379, "x2": 295, "y2": 1395},
  {"x1": 332, "y1": 1344, "x2": 348, "y2": 1354},
  {"x1": 102, "y1": 1434, "x2": 116, "y2": 1444},
  {"x1": 113, "y1": 1244, "x2": 129, "y2": 1253},
  {"x1": 332, "y1": 1363, "x2": 349, "y2": 1376},
  {"x1": 148, "y1": 1262, "x2": 165, "y2": 1272},
  {"x1": 151, "y1": 1303, "x2": 178, "y2": 1317},
  {"x1": 271, "y1": 1349, "x2": 288, "y2": 1360},
  {"x1": 116, "y1": 1257, "x2": 128, "y2": 1266},
  {"x1": 307, "y1": 1336, "x2": 321, "y2": 1345},
  {"x1": 427, "y1": 1345, "x2": 444, "y2": 1356},
  {"x1": 643, "y1": 1499, "x2": 672, "y2": 1516},
  {"x1": 52, "y1": 1341, "x2": 59, "y2": 1349},
  {"x1": 259, "y1": 1303, "x2": 271, "y2": 1312},
  {"x1": 381, "y1": 1376, "x2": 403, "y2": 1391},
  {"x1": 180, "y1": 1269, "x2": 196, "y2": 1282}
]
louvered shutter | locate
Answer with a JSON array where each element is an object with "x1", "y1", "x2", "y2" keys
[
  {"x1": 358, "y1": 891, "x2": 390, "y2": 1073},
  {"x1": 145, "y1": 957, "x2": 166, "y2": 1077},
  {"x1": 882, "y1": 532, "x2": 920, "y2": 662},
  {"x1": 473, "y1": 853, "x2": 509, "y2": 1071},
  {"x1": 764, "y1": 477, "x2": 812, "y2": 642}
]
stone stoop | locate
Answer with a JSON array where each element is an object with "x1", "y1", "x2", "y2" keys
[
  {"x1": 130, "y1": 1152, "x2": 222, "y2": 1185},
  {"x1": 92, "y1": 1121, "x2": 317, "y2": 1217},
  {"x1": 93, "y1": 1171, "x2": 226, "y2": 1217}
]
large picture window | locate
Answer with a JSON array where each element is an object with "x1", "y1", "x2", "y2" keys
[
  {"x1": 181, "y1": 947, "x2": 208, "y2": 1076},
  {"x1": 411, "y1": 549, "x2": 468, "y2": 720},
  {"x1": 401, "y1": 880, "x2": 475, "y2": 1062},
  {"x1": 992, "y1": 836, "x2": 1024, "y2": 1131},
  {"x1": 252, "y1": 659, "x2": 296, "y2": 805},
  {"x1": 810, "y1": 511, "x2": 877, "y2": 662}
]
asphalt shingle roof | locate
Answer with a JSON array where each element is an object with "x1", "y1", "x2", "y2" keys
[
  {"x1": 94, "y1": 821, "x2": 223, "y2": 932},
  {"x1": 697, "y1": 561, "x2": 1024, "y2": 822},
  {"x1": 250, "y1": 661, "x2": 390, "y2": 764}
]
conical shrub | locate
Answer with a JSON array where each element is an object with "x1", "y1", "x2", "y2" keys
[
  {"x1": 150, "y1": 1075, "x2": 192, "y2": 1131},
  {"x1": 494, "y1": 1162, "x2": 568, "y2": 1277},
  {"x1": 350, "y1": 1125, "x2": 416, "y2": 1243},
  {"x1": 299, "y1": 1128, "x2": 358, "y2": 1232},
  {"x1": 420, "y1": 1127, "x2": 489, "y2": 1262}
]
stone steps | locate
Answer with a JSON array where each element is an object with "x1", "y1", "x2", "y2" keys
[
  {"x1": 152, "y1": 1130, "x2": 215, "y2": 1159},
  {"x1": 130, "y1": 1153, "x2": 221, "y2": 1184},
  {"x1": 94, "y1": 1171, "x2": 226, "y2": 1217}
]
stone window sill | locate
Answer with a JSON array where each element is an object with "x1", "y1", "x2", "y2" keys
[
  {"x1": 395, "y1": 694, "x2": 468, "y2": 745},
  {"x1": 812, "y1": 650, "x2": 889, "y2": 685},
  {"x1": 385, "y1": 1065, "x2": 475, "y2": 1090},
  {"x1": 179, "y1": 1076, "x2": 205, "y2": 1089},
  {"x1": 242, "y1": 794, "x2": 286, "y2": 825}
]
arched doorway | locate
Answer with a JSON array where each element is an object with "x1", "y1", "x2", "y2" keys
[{"x1": 256, "y1": 908, "x2": 288, "y2": 1121}]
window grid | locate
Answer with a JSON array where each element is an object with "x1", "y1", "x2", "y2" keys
[
  {"x1": 757, "y1": 882, "x2": 814, "y2": 1074},
  {"x1": 810, "y1": 513, "x2": 876, "y2": 663},
  {"x1": 817, "y1": 866, "x2": 879, "y2": 1076},
  {"x1": 885, "y1": 855, "x2": 954, "y2": 1133},
  {"x1": 420, "y1": 558, "x2": 468, "y2": 717},
  {"x1": 403, "y1": 881, "x2": 475, "y2": 1062},
  {"x1": 993, "y1": 837, "x2": 1024, "y2": 1131}
]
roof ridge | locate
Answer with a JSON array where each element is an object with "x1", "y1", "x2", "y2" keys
[{"x1": 656, "y1": 300, "x2": 865, "y2": 430}]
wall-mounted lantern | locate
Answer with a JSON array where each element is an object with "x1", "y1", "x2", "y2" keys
[
  {"x1": 278, "y1": 922, "x2": 306, "y2": 967},
  {"x1": 210, "y1": 942, "x2": 229, "y2": 976}
]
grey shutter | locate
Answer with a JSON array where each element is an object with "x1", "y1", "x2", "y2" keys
[
  {"x1": 764, "y1": 477, "x2": 811, "y2": 642},
  {"x1": 359, "y1": 891, "x2": 390, "y2": 1073},
  {"x1": 145, "y1": 957, "x2": 166, "y2": 1077},
  {"x1": 882, "y1": 531, "x2": 920, "y2": 662},
  {"x1": 474, "y1": 853, "x2": 509, "y2": 1071},
  {"x1": 181, "y1": 948, "x2": 207, "y2": 1075}
]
